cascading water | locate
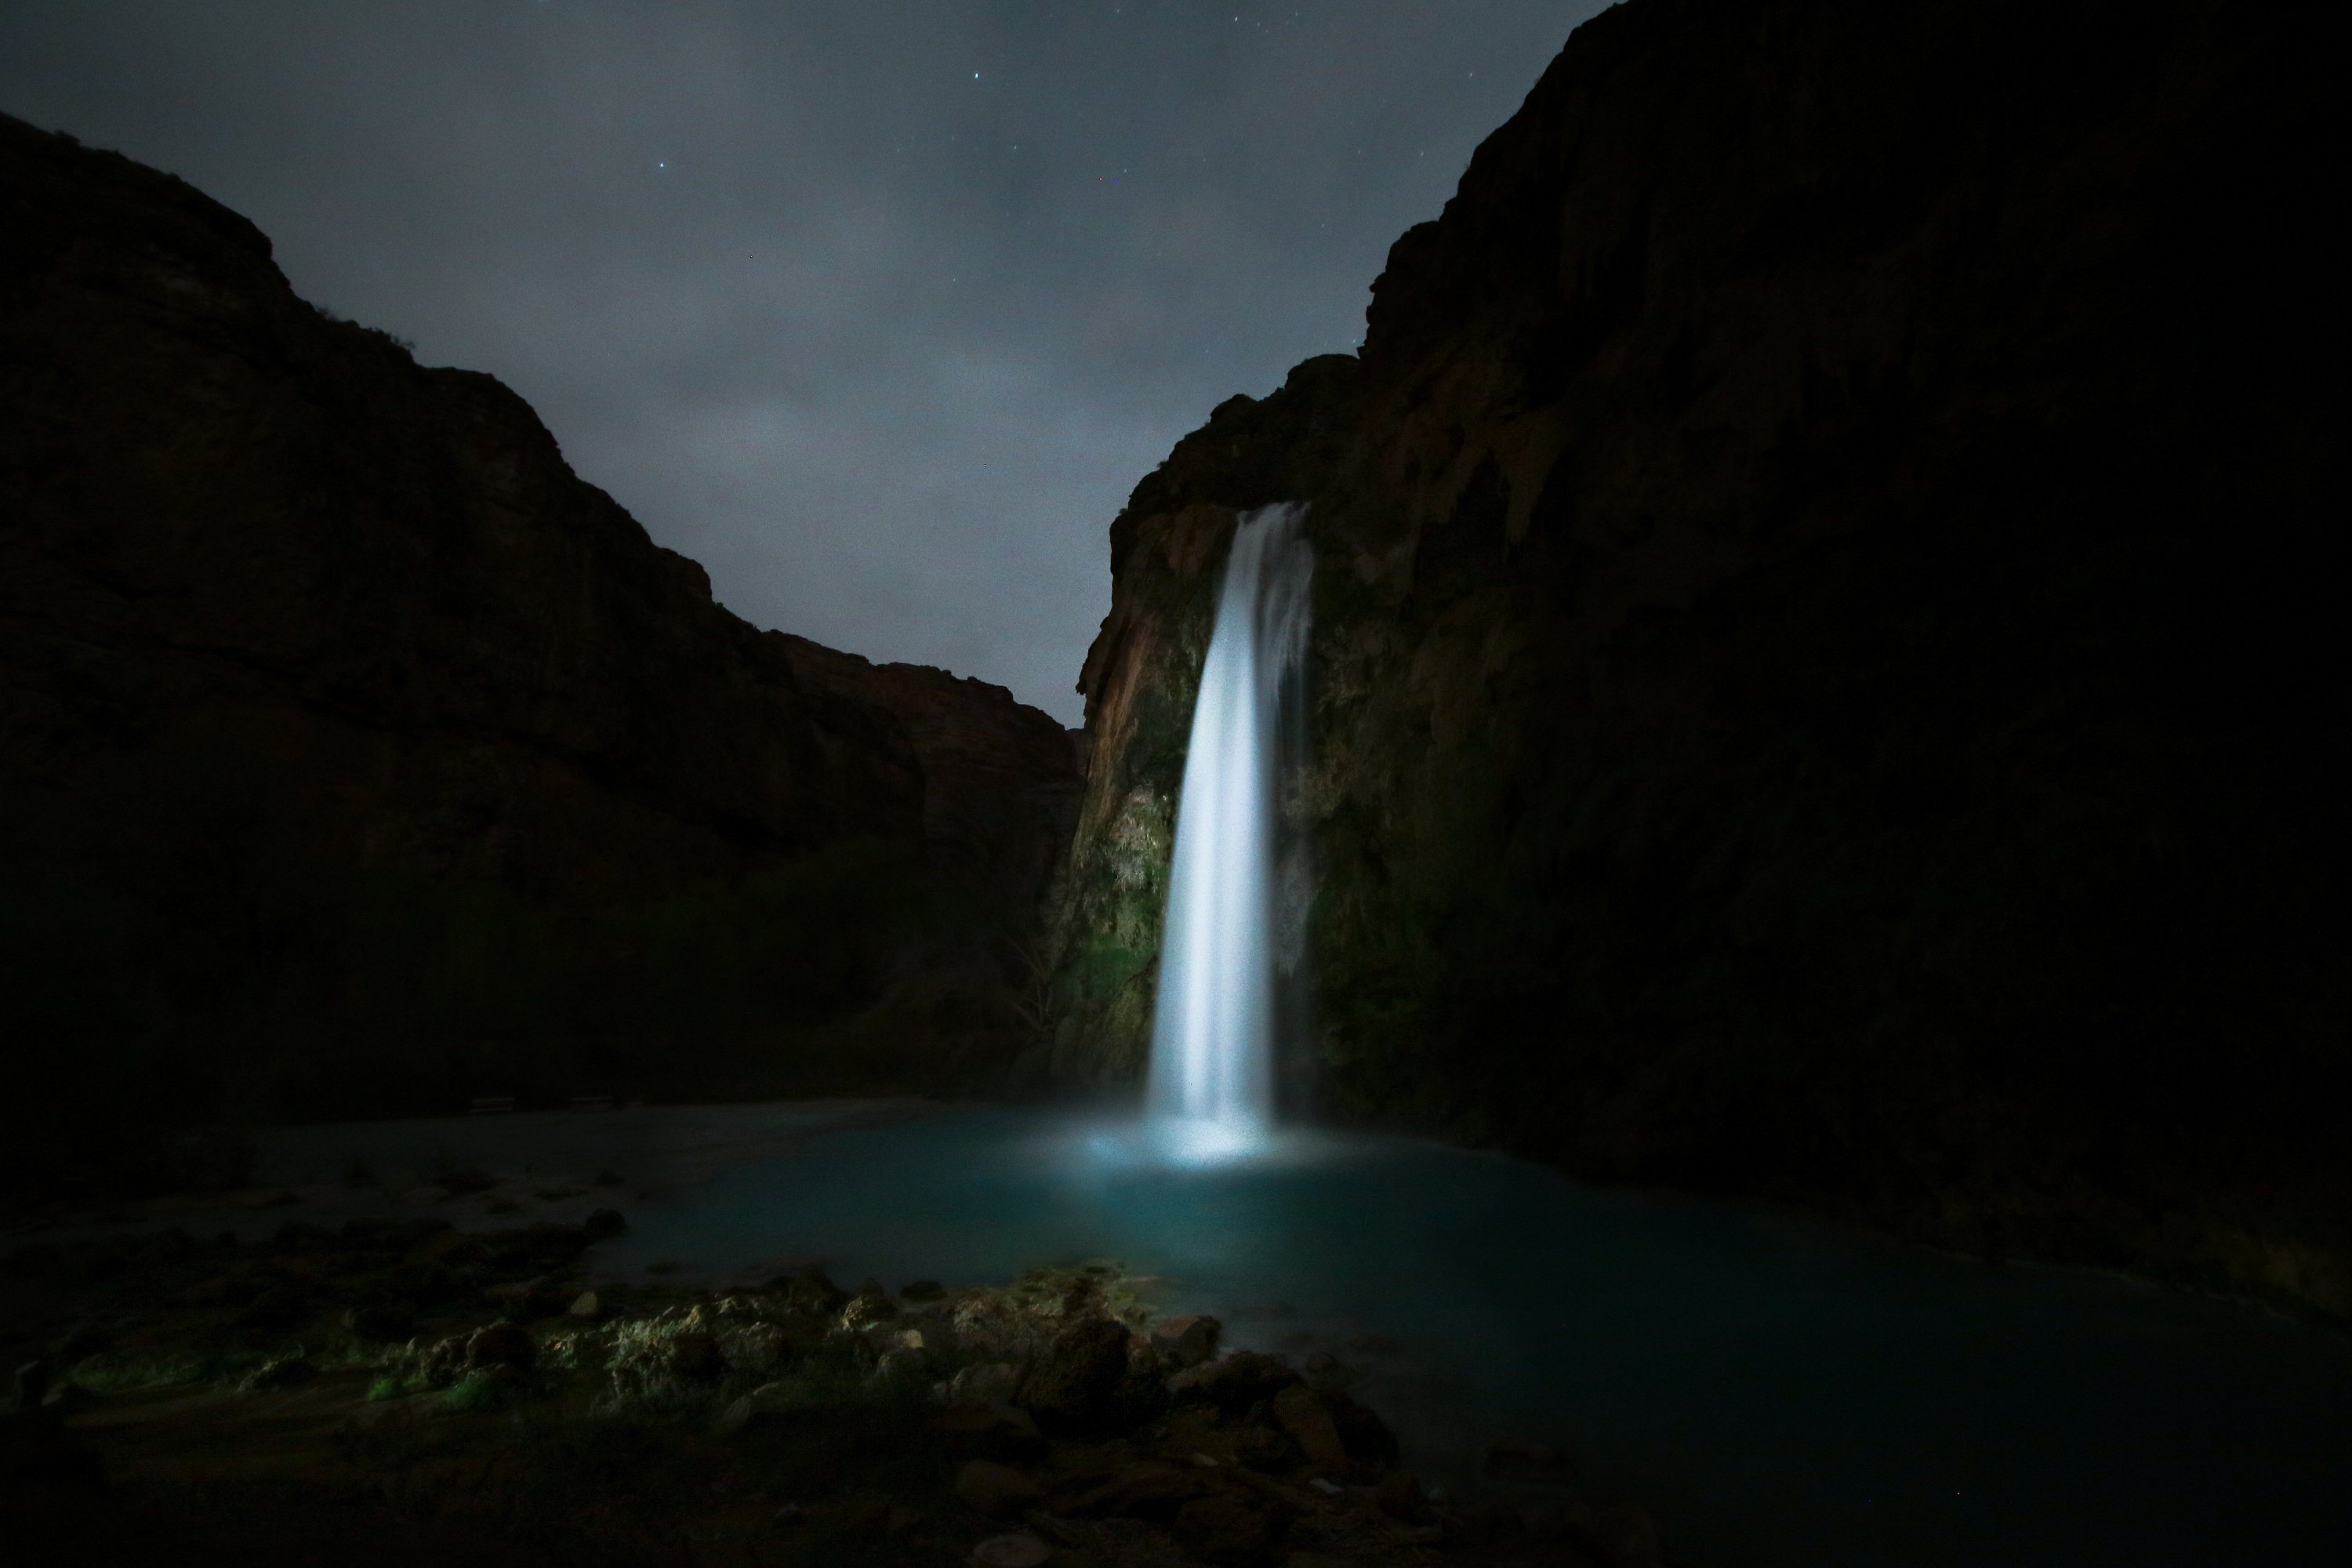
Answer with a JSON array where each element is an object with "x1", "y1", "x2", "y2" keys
[{"x1": 1146, "y1": 503, "x2": 1312, "y2": 1162}]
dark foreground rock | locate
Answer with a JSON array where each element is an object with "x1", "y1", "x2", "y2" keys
[
  {"x1": 0, "y1": 1246, "x2": 1652, "y2": 1566},
  {"x1": 1045, "y1": 0, "x2": 2350, "y2": 1316}
]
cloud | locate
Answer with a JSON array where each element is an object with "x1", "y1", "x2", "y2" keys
[{"x1": 0, "y1": 0, "x2": 1603, "y2": 720}]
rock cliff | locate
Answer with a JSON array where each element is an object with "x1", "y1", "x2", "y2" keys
[
  {"x1": 1049, "y1": 0, "x2": 2347, "y2": 1312},
  {"x1": 0, "y1": 112, "x2": 1075, "y2": 1191}
]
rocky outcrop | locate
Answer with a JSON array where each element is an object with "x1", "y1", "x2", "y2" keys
[
  {"x1": 0, "y1": 112, "x2": 1070, "y2": 1189},
  {"x1": 1050, "y1": 0, "x2": 2347, "y2": 1312},
  {"x1": 779, "y1": 636, "x2": 1080, "y2": 890}
]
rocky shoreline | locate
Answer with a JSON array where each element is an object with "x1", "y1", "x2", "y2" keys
[{"x1": 2, "y1": 1207, "x2": 1665, "y2": 1567}]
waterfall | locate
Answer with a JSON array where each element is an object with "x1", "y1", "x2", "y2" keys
[{"x1": 1146, "y1": 503, "x2": 1312, "y2": 1160}]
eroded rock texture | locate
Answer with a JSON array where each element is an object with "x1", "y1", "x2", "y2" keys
[
  {"x1": 0, "y1": 113, "x2": 1073, "y2": 1187},
  {"x1": 1050, "y1": 0, "x2": 2347, "y2": 1312}
]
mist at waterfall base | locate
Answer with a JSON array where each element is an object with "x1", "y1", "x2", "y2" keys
[{"x1": 1142, "y1": 503, "x2": 1314, "y2": 1166}]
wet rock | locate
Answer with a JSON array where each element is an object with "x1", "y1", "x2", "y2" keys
[
  {"x1": 935, "y1": 1399, "x2": 1047, "y2": 1463},
  {"x1": 1174, "y1": 1492, "x2": 1290, "y2": 1566},
  {"x1": 1016, "y1": 1316, "x2": 1131, "y2": 1433},
  {"x1": 1269, "y1": 1385, "x2": 1348, "y2": 1472},
  {"x1": 967, "y1": 1534, "x2": 1052, "y2": 1568},
  {"x1": 1169, "y1": 1351, "x2": 1302, "y2": 1415},
  {"x1": 238, "y1": 1354, "x2": 315, "y2": 1392},
  {"x1": 953, "y1": 1458, "x2": 1040, "y2": 1518},
  {"x1": 1148, "y1": 1312, "x2": 1221, "y2": 1368}
]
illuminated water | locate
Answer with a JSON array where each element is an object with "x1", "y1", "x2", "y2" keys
[
  {"x1": 579, "y1": 1105, "x2": 2350, "y2": 1568},
  {"x1": 105, "y1": 1101, "x2": 2350, "y2": 1565},
  {"x1": 1146, "y1": 503, "x2": 1312, "y2": 1154}
]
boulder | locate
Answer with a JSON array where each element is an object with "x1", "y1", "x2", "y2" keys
[
  {"x1": 935, "y1": 1400, "x2": 1047, "y2": 1463},
  {"x1": 953, "y1": 1459, "x2": 1040, "y2": 1518},
  {"x1": 1228, "y1": 1425, "x2": 1299, "y2": 1472},
  {"x1": 775, "y1": 1270, "x2": 849, "y2": 1314},
  {"x1": 1168, "y1": 1351, "x2": 1301, "y2": 1414},
  {"x1": 942, "y1": 1361, "x2": 1018, "y2": 1405},
  {"x1": 1014, "y1": 1316, "x2": 1130, "y2": 1433},
  {"x1": 1269, "y1": 1385, "x2": 1348, "y2": 1472},
  {"x1": 1147, "y1": 1312, "x2": 1221, "y2": 1368},
  {"x1": 1320, "y1": 1389, "x2": 1399, "y2": 1468},
  {"x1": 238, "y1": 1354, "x2": 315, "y2": 1392},
  {"x1": 840, "y1": 1290, "x2": 898, "y2": 1330},
  {"x1": 901, "y1": 1279, "x2": 947, "y2": 1302},
  {"x1": 666, "y1": 1330, "x2": 724, "y2": 1381},
  {"x1": 466, "y1": 1321, "x2": 536, "y2": 1374},
  {"x1": 715, "y1": 1381, "x2": 794, "y2": 1436}
]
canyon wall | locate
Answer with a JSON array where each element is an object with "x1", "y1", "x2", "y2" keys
[
  {"x1": 1049, "y1": 0, "x2": 2347, "y2": 1312},
  {"x1": 0, "y1": 113, "x2": 1075, "y2": 1191}
]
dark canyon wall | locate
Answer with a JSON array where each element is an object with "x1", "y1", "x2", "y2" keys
[
  {"x1": 0, "y1": 113, "x2": 1076, "y2": 1192},
  {"x1": 1048, "y1": 0, "x2": 2347, "y2": 1312}
]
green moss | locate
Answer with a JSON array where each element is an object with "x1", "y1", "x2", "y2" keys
[{"x1": 439, "y1": 1374, "x2": 503, "y2": 1415}]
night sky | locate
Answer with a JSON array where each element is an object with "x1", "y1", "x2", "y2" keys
[{"x1": 0, "y1": 2, "x2": 1599, "y2": 722}]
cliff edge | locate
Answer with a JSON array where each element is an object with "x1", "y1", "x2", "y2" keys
[
  {"x1": 0, "y1": 113, "x2": 1074, "y2": 1190},
  {"x1": 1049, "y1": 0, "x2": 2347, "y2": 1312}
]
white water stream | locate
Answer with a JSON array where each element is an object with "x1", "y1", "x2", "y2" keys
[{"x1": 1145, "y1": 503, "x2": 1312, "y2": 1160}]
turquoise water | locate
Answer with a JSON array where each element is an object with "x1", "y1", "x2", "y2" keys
[{"x1": 593, "y1": 1104, "x2": 2352, "y2": 1567}]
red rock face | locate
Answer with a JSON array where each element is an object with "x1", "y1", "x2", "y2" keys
[
  {"x1": 1054, "y1": 0, "x2": 2348, "y2": 1314},
  {"x1": 0, "y1": 113, "x2": 1073, "y2": 1179},
  {"x1": 779, "y1": 635, "x2": 1080, "y2": 890}
]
